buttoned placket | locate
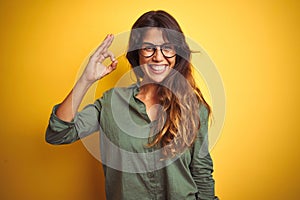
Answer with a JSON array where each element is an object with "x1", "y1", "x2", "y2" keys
[{"x1": 132, "y1": 86, "x2": 164, "y2": 200}]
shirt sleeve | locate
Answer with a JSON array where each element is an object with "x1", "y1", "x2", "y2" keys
[
  {"x1": 45, "y1": 99, "x2": 102, "y2": 145},
  {"x1": 189, "y1": 104, "x2": 216, "y2": 200}
]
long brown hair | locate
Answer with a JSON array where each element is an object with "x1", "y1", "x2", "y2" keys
[{"x1": 126, "y1": 10, "x2": 211, "y2": 157}]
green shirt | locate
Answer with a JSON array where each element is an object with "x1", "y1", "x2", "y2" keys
[{"x1": 46, "y1": 83, "x2": 216, "y2": 200}]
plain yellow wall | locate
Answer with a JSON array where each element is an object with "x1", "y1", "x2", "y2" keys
[{"x1": 0, "y1": 0, "x2": 299, "y2": 199}]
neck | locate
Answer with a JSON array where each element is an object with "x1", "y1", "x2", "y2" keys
[{"x1": 138, "y1": 81, "x2": 160, "y2": 100}]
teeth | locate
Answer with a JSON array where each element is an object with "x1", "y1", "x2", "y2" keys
[{"x1": 149, "y1": 65, "x2": 166, "y2": 71}]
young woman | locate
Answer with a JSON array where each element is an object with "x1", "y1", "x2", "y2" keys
[{"x1": 46, "y1": 10, "x2": 218, "y2": 200}]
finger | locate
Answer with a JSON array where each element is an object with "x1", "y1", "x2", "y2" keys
[
  {"x1": 100, "y1": 34, "x2": 114, "y2": 53},
  {"x1": 93, "y1": 34, "x2": 113, "y2": 57},
  {"x1": 106, "y1": 50, "x2": 116, "y2": 62},
  {"x1": 101, "y1": 34, "x2": 113, "y2": 48},
  {"x1": 93, "y1": 35, "x2": 109, "y2": 55},
  {"x1": 96, "y1": 50, "x2": 115, "y2": 63},
  {"x1": 96, "y1": 35, "x2": 112, "y2": 57},
  {"x1": 96, "y1": 54, "x2": 106, "y2": 63},
  {"x1": 100, "y1": 60, "x2": 117, "y2": 78},
  {"x1": 106, "y1": 60, "x2": 118, "y2": 73},
  {"x1": 103, "y1": 34, "x2": 114, "y2": 51},
  {"x1": 111, "y1": 59, "x2": 118, "y2": 68}
]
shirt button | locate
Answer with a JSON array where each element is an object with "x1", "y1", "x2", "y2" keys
[
  {"x1": 148, "y1": 148, "x2": 153, "y2": 152},
  {"x1": 147, "y1": 172, "x2": 154, "y2": 178}
]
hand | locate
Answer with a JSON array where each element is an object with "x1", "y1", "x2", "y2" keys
[{"x1": 80, "y1": 34, "x2": 118, "y2": 84}]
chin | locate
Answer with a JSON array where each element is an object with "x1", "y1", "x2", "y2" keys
[
  {"x1": 151, "y1": 78, "x2": 166, "y2": 83},
  {"x1": 143, "y1": 74, "x2": 169, "y2": 84}
]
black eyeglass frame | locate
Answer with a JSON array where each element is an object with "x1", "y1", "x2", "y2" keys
[{"x1": 138, "y1": 42, "x2": 177, "y2": 58}]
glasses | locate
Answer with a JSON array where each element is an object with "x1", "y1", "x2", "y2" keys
[{"x1": 139, "y1": 42, "x2": 176, "y2": 58}]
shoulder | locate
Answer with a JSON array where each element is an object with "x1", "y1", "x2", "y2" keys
[
  {"x1": 95, "y1": 83, "x2": 138, "y2": 103},
  {"x1": 106, "y1": 83, "x2": 136, "y2": 96},
  {"x1": 199, "y1": 102, "x2": 209, "y2": 121}
]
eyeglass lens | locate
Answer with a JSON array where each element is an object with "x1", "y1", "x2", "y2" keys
[{"x1": 140, "y1": 43, "x2": 176, "y2": 58}]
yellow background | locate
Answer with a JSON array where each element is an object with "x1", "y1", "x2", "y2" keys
[{"x1": 0, "y1": 0, "x2": 299, "y2": 199}]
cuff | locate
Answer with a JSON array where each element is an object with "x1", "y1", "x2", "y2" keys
[{"x1": 49, "y1": 104, "x2": 75, "y2": 132}]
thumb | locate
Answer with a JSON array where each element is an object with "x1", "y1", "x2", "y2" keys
[{"x1": 106, "y1": 60, "x2": 118, "y2": 74}]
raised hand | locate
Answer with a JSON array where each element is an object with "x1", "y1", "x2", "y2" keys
[
  {"x1": 55, "y1": 34, "x2": 118, "y2": 122},
  {"x1": 80, "y1": 34, "x2": 118, "y2": 84}
]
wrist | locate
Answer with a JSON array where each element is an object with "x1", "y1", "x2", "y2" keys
[{"x1": 77, "y1": 76, "x2": 94, "y2": 89}]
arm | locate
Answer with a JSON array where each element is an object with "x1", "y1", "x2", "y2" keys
[
  {"x1": 189, "y1": 105, "x2": 216, "y2": 200},
  {"x1": 56, "y1": 34, "x2": 118, "y2": 122},
  {"x1": 45, "y1": 100, "x2": 102, "y2": 144},
  {"x1": 46, "y1": 34, "x2": 118, "y2": 144}
]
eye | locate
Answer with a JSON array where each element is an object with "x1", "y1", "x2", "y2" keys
[
  {"x1": 142, "y1": 45, "x2": 155, "y2": 52},
  {"x1": 162, "y1": 44, "x2": 175, "y2": 52}
]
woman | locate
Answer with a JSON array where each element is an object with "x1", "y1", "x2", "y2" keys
[{"x1": 46, "y1": 10, "x2": 218, "y2": 200}]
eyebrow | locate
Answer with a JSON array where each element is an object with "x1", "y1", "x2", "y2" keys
[{"x1": 142, "y1": 42, "x2": 172, "y2": 46}]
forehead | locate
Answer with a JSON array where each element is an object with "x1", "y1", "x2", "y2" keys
[{"x1": 142, "y1": 28, "x2": 169, "y2": 44}]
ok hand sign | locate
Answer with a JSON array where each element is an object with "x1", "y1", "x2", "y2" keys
[{"x1": 81, "y1": 34, "x2": 118, "y2": 84}]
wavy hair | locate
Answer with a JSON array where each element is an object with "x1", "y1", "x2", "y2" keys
[{"x1": 126, "y1": 10, "x2": 211, "y2": 157}]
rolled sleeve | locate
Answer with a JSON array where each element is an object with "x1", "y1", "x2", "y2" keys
[{"x1": 45, "y1": 99, "x2": 102, "y2": 145}]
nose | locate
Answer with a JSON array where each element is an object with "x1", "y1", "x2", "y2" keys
[{"x1": 152, "y1": 47, "x2": 164, "y2": 62}]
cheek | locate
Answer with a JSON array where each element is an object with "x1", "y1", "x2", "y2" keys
[
  {"x1": 169, "y1": 57, "x2": 176, "y2": 68},
  {"x1": 139, "y1": 55, "x2": 148, "y2": 66},
  {"x1": 138, "y1": 57, "x2": 147, "y2": 75}
]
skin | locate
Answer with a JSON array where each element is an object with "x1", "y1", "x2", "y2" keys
[
  {"x1": 136, "y1": 28, "x2": 176, "y2": 121},
  {"x1": 56, "y1": 29, "x2": 176, "y2": 122},
  {"x1": 56, "y1": 34, "x2": 118, "y2": 121},
  {"x1": 139, "y1": 28, "x2": 176, "y2": 83}
]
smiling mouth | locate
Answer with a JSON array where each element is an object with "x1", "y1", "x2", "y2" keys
[{"x1": 148, "y1": 64, "x2": 168, "y2": 74}]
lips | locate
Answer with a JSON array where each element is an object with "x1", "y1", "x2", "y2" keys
[{"x1": 148, "y1": 64, "x2": 168, "y2": 74}]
